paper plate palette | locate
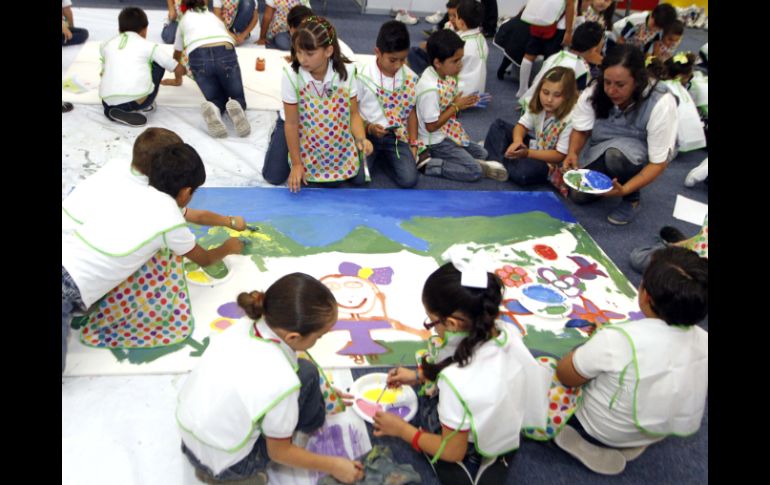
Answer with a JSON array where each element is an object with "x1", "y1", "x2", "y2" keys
[
  {"x1": 350, "y1": 373, "x2": 418, "y2": 424},
  {"x1": 563, "y1": 169, "x2": 613, "y2": 194},
  {"x1": 517, "y1": 283, "x2": 572, "y2": 319},
  {"x1": 184, "y1": 259, "x2": 233, "y2": 287}
]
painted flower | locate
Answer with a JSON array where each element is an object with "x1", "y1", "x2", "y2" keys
[
  {"x1": 499, "y1": 298, "x2": 531, "y2": 336},
  {"x1": 496, "y1": 265, "x2": 532, "y2": 288},
  {"x1": 534, "y1": 244, "x2": 558, "y2": 260},
  {"x1": 538, "y1": 268, "x2": 583, "y2": 298}
]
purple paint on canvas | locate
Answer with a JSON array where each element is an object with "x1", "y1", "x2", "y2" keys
[
  {"x1": 307, "y1": 424, "x2": 348, "y2": 458},
  {"x1": 333, "y1": 320, "x2": 391, "y2": 355},
  {"x1": 217, "y1": 302, "x2": 246, "y2": 319}
]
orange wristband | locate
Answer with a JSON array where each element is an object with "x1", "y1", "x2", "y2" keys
[{"x1": 411, "y1": 428, "x2": 423, "y2": 452}]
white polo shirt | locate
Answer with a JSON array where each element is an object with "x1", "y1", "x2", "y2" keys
[
  {"x1": 519, "y1": 49, "x2": 590, "y2": 109},
  {"x1": 458, "y1": 28, "x2": 488, "y2": 95},
  {"x1": 518, "y1": 109, "x2": 573, "y2": 154},
  {"x1": 415, "y1": 67, "x2": 448, "y2": 146},
  {"x1": 570, "y1": 84, "x2": 678, "y2": 164},
  {"x1": 355, "y1": 61, "x2": 416, "y2": 126},
  {"x1": 174, "y1": 9, "x2": 234, "y2": 56},
  {"x1": 280, "y1": 60, "x2": 357, "y2": 120}
]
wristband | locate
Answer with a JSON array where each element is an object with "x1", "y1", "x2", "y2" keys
[
  {"x1": 411, "y1": 428, "x2": 424, "y2": 452},
  {"x1": 451, "y1": 103, "x2": 460, "y2": 114}
]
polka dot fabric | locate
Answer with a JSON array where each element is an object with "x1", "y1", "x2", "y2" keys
[
  {"x1": 522, "y1": 356, "x2": 581, "y2": 441},
  {"x1": 79, "y1": 251, "x2": 193, "y2": 349},
  {"x1": 318, "y1": 368, "x2": 347, "y2": 415}
]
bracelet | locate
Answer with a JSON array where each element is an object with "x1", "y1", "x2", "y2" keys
[
  {"x1": 229, "y1": 216, "x2": 237, "y2": 229},
  {"x1": 411, "y1": 428, "x2": 424, "y2": 452},
  {"x1": 451, "y1": 103, "x2": 460, "y2": 114}
]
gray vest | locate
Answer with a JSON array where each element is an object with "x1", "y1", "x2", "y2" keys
[{"x1": 580, "y1": 83, "x2": 673, "y2": 167}]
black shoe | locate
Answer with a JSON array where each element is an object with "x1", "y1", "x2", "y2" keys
[
  {"x1": 659, "y1": 226, "x2": 686, "y2": 243},
  {"x1": 108, "y1": 107, "x2": 147, "y2": 127},
  {"x1": 476, "y1": 455, "x2": 513, "y2": 484},
  {"x1": 497, "y1": 58, "x2": 512, "y2": 80},
  {"x1": 62, "y1": 101, "x2": 74, "y2": 113}
]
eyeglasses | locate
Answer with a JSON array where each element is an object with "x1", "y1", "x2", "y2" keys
[{"x1": 423, "y1": 317, "x2": 442, "y2": 330}]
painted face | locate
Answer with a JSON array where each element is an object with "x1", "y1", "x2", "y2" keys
[
  {"x1": 435, "y1": 48, "x2": 464, "y2": 77},
  {"x1": 322, "y1": 275, "x2": 379, "y2": 316},
  {"x1": 295, "y1": 45, "x2": 333, "y2": 76},
  {"x1": 662, "y1": 33, "x2": 682, "y2": 48},
  {"x1": 447, "y1": 8, "x2": 459, "y2": 30},
  {"x1": 602, "y1": 65, "x2": 636, "y2": 108},
  {"x1": 539, "y1": 80, "x2": 566, "y2": 114},
  {"x1": 591, "y1": 0, "x2": 613, "y2": 12},
  {"x1": 376, "y1": 49, "x2": 409, "y2": 78}
]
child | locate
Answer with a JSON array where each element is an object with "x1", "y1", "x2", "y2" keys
[
  {"x1": 485, "y1": 67, "x2": 577, "y2": 193},
  {"x1": 170, "y1": 0, "x2": 251, "y2": 138},
  {"x1": 453, "y1": 0, "x2": 490, "y2": 96},
  {"x1": 62, "y1": 0, "x2": 89, "y2": 46},
  {"x1": 516, "y1": 0, "x2": 577, "y2": 98},
  {"x1": 61, "y1": 143, "x2": 244, "y2": 372},
  {"x1": 651, "y1": 19, "x2": 684, "y2": 61},
  {"x1": 372, "y1": 259, "x2": 551, "y2": 484},
  {"x1": 99, "y1": 7, "x2": 185, "y2": 127},
  {"x1": 612, "y1": 3, "x2": 678, "y2": 55},
  {"x1": 285, "y1": 6, "x2": 355, "y2": 62},
  {"x1": 517, "y1": 21, "x2": 604, "y2": 110},
  {"x1": 555, "y1": 246, "x2": 708, "y2": 474},
  {"x1": 177, "y1": 273, "x2": 365, "y2": 484},
  {"x1": 257, "y1": 0, "x2": 310, "y2": 50},
  {"x1": 646, "y1": 53, "x2": 706, "y2": 152},
  {"x1": 407, "y1": 0, "x2": 461, "y2": 76},
  {"x1": 356, "y1": 20, "x2": 420, "y2": 188},
  {"x1": 212, "y1": 0, "x2": 259, "y2": 45},
  {"x1": 415, "y1": 29, "x2": 507, "y2": 182},
  {"x1": 281, "y1": 16, "x2": 373, "y2": 193},
  {"x1": 580, "y1": 0, "x2": 616, "y2": 31}
]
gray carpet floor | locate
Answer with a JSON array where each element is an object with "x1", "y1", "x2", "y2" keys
[{"x1": 71, "y1": 1, "x2": 709, "y2": 483}]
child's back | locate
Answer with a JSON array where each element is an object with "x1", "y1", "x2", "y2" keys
[{"x1": 454, "y1": 0, "x2": 489, "y2": 95}]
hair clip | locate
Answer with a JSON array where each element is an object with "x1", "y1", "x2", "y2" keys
[
  {"x1": 644, "y1": 56, "x2": 655, "y2": 67},
  {"x1": 672, "y1": 52, "x2": 690, "y2": 64}
]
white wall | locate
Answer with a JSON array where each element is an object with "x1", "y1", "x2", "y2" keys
[{"x1": 365, "y1": 0, "x2": 529, "y2": 18}]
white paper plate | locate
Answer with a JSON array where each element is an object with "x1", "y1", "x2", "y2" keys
[
  {"x1": 350, "y1": 372, "x2": 418, "y2": 424},
  {"x1": 517, "y1": 283, "x2": 572, "y2": 319},
  {"x1": 184, "y1": 259, "x2": 234, "y2": 287},
  {"x1": 563, "y1": 169, "x2": 613, "y2": 194}
]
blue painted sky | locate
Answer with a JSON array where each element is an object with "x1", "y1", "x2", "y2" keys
[{"x1": 190, "y1": 187, "x2": 576, "y2": 250}]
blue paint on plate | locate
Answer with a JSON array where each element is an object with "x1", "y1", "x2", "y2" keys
[
  {"x1": 522, "y1": 284, "x2": 565, "y2": 304},
  {"x1": 585, "y1": 170, "x2": 612, "y2": 190}
]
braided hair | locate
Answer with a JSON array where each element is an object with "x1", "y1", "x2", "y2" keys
[
  {"x1": 290, "y1": 15, "x2": 352, "y2": 81},
  {"x1": 420, "y1": 263, "x2": 504, "y2": 381}
]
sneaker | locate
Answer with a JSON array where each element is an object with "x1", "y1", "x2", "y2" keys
[
  {"x1": 108, "y1": 107, "x2": 147, "y2": 127},
  {"x1": 140, "y1": 101, "x2": 156, "y2": 113},
  {"x1": 201, "y1": 101, "x2": 227, "y2": 138},
  {"x1": 62, "y1": 101, "x2": 74, "y2": 113},
  {"x1": 422, "y1": 28, "x2": 435, "y2": 38},
  {"x1": 554, "y1": 425, "x2": 627, "y2": 475},
  {"x1": 416, "y1": 154, "x2": 432, "y2": 172},
  {"x1": 226, "y1": 99, "x2": 251, "y2": 137},
  {"x1": 425, "y1": 11, "x2": 444, "y2": 24},
  {"x1": 478, "y1": 160, "x2": 508, "y2": 181},
  {"x1": 607, "y1": 200, "x2": 641, "y2": 225},
  {"x1": 395, "y1": 10, "x2": 419, "y2": 25},
  {"x1": 476, "y1": 455, "x2": 511, "y2": 482},
  {"x1": 684, "y1": 157, "x2": 708, "y2": 187},
  {"x1": 618, "y1": 445, "x2": 648, "y2": 462}
]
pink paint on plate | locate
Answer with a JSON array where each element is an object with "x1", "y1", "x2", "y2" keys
[{"x1": 355, "y1": 399, "x2": 383, "y2": 417}]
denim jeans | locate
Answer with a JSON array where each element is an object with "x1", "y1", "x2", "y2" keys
[
  {"x1": 189, "y1": 45, "x2": 247, "y2": 113},
  {"x1": 424, "y1": 139, "x2": 487, "y2": 182},
  {"x1": 161, "y1": 20, "x2": 178, "y2": 45},
  {"x1": 62, "y1": 266, "x2": 86, "y2": 373},
  {"x1": 484, "y1": 118, "x2": 549, "y2": 186},
  {"x1": 407, "y1": 47, "x2": 431, "y2": 76},
  {"x1": 182, "y1": 358, "x2": 326, "y2": 481},
  {"x1": 268, "y1": 31, "x2": 292, "y2": 51},
  {"x1": 567, "y1": 148, "x2": 644, "y2": 205},
  {"x1": 62, "y1": 27, "x2": 89, "y2": 46},
  {"x1": 368, "y1": 132, "x2": 419, "y2": 188},
  {"x1": 263, "y1": 117, "x2": 290, "y2": 185},
  {"x1": 102, "y1": 62, "x2": 166, "y2": 117},
  {"x1": 229, "y1": 0, "x2": 257, "y2": 34}
]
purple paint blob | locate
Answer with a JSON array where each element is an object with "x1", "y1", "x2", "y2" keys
[
  {"x1": 217, "y1": 302, "x2": 246, "y2": 319},
  {"x1": 386, "y1": 405, "x2": 411, "y2": 418},
  {"x1": 522, "y1": 284, "x2": 565, "y2": 304}
]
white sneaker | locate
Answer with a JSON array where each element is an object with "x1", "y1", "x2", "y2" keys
[
  {"x1": 201, "y1": 101, "x2": 227, "y2": 138},
  {"x1": 395, "y1": 10, "x2": 419, "y2": 25},
  {"x1": 425, "y1": 11, "x2": 444, "y2": 24},
  {"x1": 226, "y1": 99, "x2": 251, "y2": 137},
  {"x1": 684, "y1": 157, "x2": 708, "y2": 187},
  {"x1": 554, "y1": 425, "x2": 627, "y2": 475},
  {"x1": 478, "y1": 160, "x2": 508, "y2": 181}
]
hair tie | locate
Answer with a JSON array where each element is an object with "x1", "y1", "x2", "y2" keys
[
  {"x1": 672, "y1": 52, "x2": 689, "y2": 64},
  {"x1": 645, "y1": 56, "x2": 655, "y2": 67},
  {"x1": 442, "y1": 247, "x2": 492, "y2": 289}
]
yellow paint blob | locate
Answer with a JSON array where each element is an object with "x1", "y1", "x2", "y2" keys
[
  {"x1": 187, "y1": 271, "x2": 211, "y2": 283},
  {"x1": 363, "y1": 387, "x2": 402, "y2": 404}
]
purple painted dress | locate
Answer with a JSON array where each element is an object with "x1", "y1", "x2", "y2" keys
[{"x1": 332, "y1": 319, "x2": 392, "y2": 355}]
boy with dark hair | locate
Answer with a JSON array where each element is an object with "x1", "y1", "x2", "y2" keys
[
  {"x1": 453, "y1": 0, "x2": 489, "y2": 96},
  {"x1": 652, "y1": 19, "x2": 685, "y2": 61},
  {"x1": 408, "y1": 0, "x2": 461, "y2": 75},
  {"x1": 518, "y1": 20, "x2": 604, "y2": 109},
  {"x1": 612, "y1": 3, "x2": 679, "y2": 55},
  {"x1": 99, "y1": 7, "x2": 186, "y2": 127},
  {"x1": 356, "y1": 20, "x2": 420, "y2": 188},
  {"x1": 414, "y1": 30, "x2": 506, "y2": 182},
  {"x1": 62, "y1": 142, "x2": 243, "y2": 372},
  {"x1": 554, "y1": 246, "x2": 708, "y2": 474}
]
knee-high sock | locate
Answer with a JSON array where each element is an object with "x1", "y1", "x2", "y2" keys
[{"x1": 516, "y1": 57, "x2": 534, "y2": 98}]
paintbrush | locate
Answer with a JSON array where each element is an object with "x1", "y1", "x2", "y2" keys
[{"x1": 374, "y1": 382, "x2": 388, "y2": 405}]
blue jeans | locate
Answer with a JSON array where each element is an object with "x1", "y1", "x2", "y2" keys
[
  {"x1": 62, "y1": 27, "x2": 89, "y2": 46},
  {"x1": 189, "y1": 44, "x2": 247, "y2": 113},
  {"x1": 568, "y1": 148, "x2": 644, "y2": 205},
  {"x1": 408, "y1": 47, "x2": 430, "y2": 76},
  {"x1": 62, "y1": 266, "x2": 86, "y2": 373},
  {"x1": 161, "y1": 20, "x2": 178, "y2": 44},
  {"x1": 368, "y1": 133, "x2": 418, "y2": 188},
  {"x1": 102, "y1": 62, "x2": 165, "y2": 118},
  {"x1": 423, "y1": 139, "x2": 488, "y2": 182},
  {"x1": 263, "y1": 117, "x2": 290, "y2": 185},
  {"x1": 229, "y1": 0, "x2": 257, "y2": 34},
  {"x1": 484, "y1": 119, "x2": 548, "y2": 186},
  {"x1": 268, "y1": 31, "x2": 292, "y2": 51},
  {"x1": 182, "y1": 358, "x2": 326, "y2": 481}
]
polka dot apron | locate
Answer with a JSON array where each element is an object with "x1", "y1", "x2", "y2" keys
[
  {"x1": 420, "y1": 72, "x2": 470, "y2": 153},
  {"x1": 538, "y1": 115, "x2": 569, "y2": 197},
  {"x1": 522, "y1": 356, "x2": 581, "y2": 441},
  {"x1": 358, "y1": 66, "x2": 417, "y2": 156}
]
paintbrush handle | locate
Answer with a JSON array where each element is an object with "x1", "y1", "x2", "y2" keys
[{"x1": 374, "y1": 384, "x2": 388, "y2": 404}]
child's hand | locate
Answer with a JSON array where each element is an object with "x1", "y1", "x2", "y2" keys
[
  {"x1": 288, "y1": 164, "x2": 307, "y2": 193},
  {"x1": 505, "y1": 142, "x2": 528, "y2": 159},
  {"x1": 367, "y1": 123, "x2": 388, "y2": 138},
  {"x1": 372, "y1": 410, "x2": 408, "y2": 438},
  {"x1": 256, "y1": 38, "x2": 267, "y2": 46},
  {"x1": 228, "y1": 215, "x2": 246, "y2": 231},
  {"x1": 363, "y1": 139, "x2": 373, "y2": 156},
  {"x1": 386, "y1": 367, "x2": 418, "y2": 387},
  {"x1": 601, "y1": 178, "x2": 626, "y2": 198},
  {"x1": 332, "y1": 387, "x2": 355, "y2": 407},
  {"x1": 330, "y1": 457, "x2": 365, "y2": 484},
  {"x1": 283, "y1": 54, "x2": 292, "y2": 63},
  {"x1": 562, "y1": 153, "x2": 579, "y2": 171},
  {"x1": 62, "y1": 21, "x2": 73, "y2": 40},
  {"x1": 454, "y1": 92, "x2": 479, "y2": 111},
  {"x1": 222, "y1": 237, "x2": 244, "y2": 255}
]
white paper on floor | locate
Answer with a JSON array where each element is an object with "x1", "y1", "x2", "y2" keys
[
  {"x1": 62, "y1": 369, "x2": 369, "y2": 485},
  {"x1": 673, "y1": 194, "x2": 708, "y2": 226}
]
